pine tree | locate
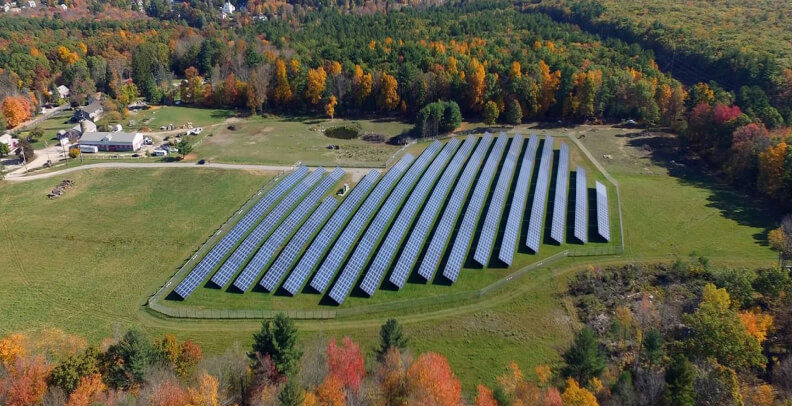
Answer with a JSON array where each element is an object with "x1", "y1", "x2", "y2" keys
[
  {"x1": 562, "y1": 328, "x2": 605, "y2": 384},
  {"x1": 663, "y1": 355, "x2": 696, "y2": 406},
  {"x1": 377, "y1": 319, "x2": 408, "y2": 358},
  {"x1": 250, "y1": 313, "x2": 302, "y2": 378}
]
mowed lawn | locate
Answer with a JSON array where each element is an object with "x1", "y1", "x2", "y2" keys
[
  {"x1": 0, "y1": 168, "x2": 271, "y2": 340},
  {"x1": 192, "y1": 116, "x2": 410, "y2": 167}
]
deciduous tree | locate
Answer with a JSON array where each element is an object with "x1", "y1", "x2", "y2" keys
[
  {"x1": 562, "y1": 378, "x2": 598, "y2": 406},
  {"x1": 305, "y1": 67, "x2": 327, "y2": 106},
  {"x1": 326, "y1": 337, "x2": 365, "y2": 393},
  {"x1": 406, "y1": 352, "x2": 461, "y2": 406}
]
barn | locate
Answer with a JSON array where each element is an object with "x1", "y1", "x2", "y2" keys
[{"x1": 79, "y1": 132, "x2": 143, "y2": 152}]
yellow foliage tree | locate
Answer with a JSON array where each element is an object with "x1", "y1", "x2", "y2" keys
[
  {"x1": 562, "y1": 378, "x2": 599, "y2": 406},
  {"x1": 538, "y1": 60, "x2": 561, "y2": 116},
  {"x1": 273, "y1": 59, "x2": 293, "y2": 106},
  {"x1": 466, "y1": 58, "x2": 486, "y2": 111},
  {"x1": 740, "y1": 308, "x2": 773, "y2": 344},
  {"x1": 377, "y1": 73, "x2": 399, "y2": 111},
  {"x1": 305, "y1": 67, "x2": 327, "y2": 105},
  {"x1": 758, "y1": 142, "x2": 788, "y2": 199},
  {"x1": 0, "y1": 333, "x2": 26, "y2": 367},
  {"x1": 325, "y1": 96, "x2": 338, "y2": 119}
]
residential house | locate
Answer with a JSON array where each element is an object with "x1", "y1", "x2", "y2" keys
[{"x1": 74, "y1": 101, "x2": 103, "y2": 121}]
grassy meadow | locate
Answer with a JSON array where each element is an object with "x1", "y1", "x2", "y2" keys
[{"x1": 0, "y1": 118, "x2": 779, "y2": 391}]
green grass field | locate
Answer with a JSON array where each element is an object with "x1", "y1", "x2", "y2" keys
[
  {"x1": 0, "y1": 121, "x2": 778, "y2": 391},
  {"x1": 19, "y1": 110, "x2": 75, "y2": 149},
  {"x1": 192, "y1": 115, "x2": 410, "y2": 167}
]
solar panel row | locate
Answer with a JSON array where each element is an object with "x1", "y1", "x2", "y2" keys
[
  {"x1": 596, "y1": 181, "x2": 611, "y2": 241},
  {"x1": 360, "y1": 139, "x2": 462, "y2": 296},
  {"x1": 281, "y1": 170, "x2": 380, "y2": 295},
  {"x1": 442, "y1": 132, "x2": 509, "y2": 283},
  {"x1": 526, "y1": 136, "x2": 554, "y2": 252},
  {"x1": 389, "y1": 136, "x2": 478, "y2": 288},
  {"x1": 235, "y1": 168, "x2": 346, "y2": 292},
  {"x1": 172, "y1": 166, "x2": 309, "y2": 299},
  {"x1": 574, "y1": 166, "x2": 588, "y2": 243},
  {"x1": 473, "y1": 134, "x2": 524, "y2": 266},
  {"x1": 327, "y1": 141, "x2": 444, "y2": 304},
  {"x1": 258, "y1": 196, "x2": 339, "y2": 292},
  {"x1": 549, "y1": 143, "x2": 570, "y2": 244},
  {"x1": 417, "y1": 133, "x2": 494, "y2": 282},
  {"x1": 212, "y1": 169, "x2": 326, "y2": 289},
  {"x1": 309, "y1": 154, "x2": 416, "y2": 293},
  {"x1": 498, "y1": 134, "x2": 540, "y2": 266}
]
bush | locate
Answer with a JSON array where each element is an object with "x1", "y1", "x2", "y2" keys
[
  {"x1": 361, "y1": 133, "x2": 387, "y2": 143},
  {"x1": 325, "y1": 123, "x2": 363, "y2": 139}
]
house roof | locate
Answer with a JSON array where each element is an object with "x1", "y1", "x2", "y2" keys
[
  {"x1": 80, "y1": 132, "x2": 141, "y2": 144},
  {"x1": 79, "y1": 101, "x2": 103, "y2": 115}
]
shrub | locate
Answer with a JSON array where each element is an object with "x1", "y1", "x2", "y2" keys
[{"x1": 325, "y1": 123, "x2": 362, "y2": 140}]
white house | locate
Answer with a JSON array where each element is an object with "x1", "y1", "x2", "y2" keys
[
  {"x1": 0, "y1": 133, "x2": 19, "y2": 151},
  {"x1": 59, "y1": 4, "x2": 67, "y2": 10},
  {"x1": 2, "y1": 4, "x2": 10, "y2": 12},
  {"x1": 56, "y1": 85, "x2": 70, "y2": 100},
  {"x1": 221, "y1": 1, "x2": 234, "y2": 19},
  {"x1": 26, "y1": 0, "x2": 35, "y2": 8},
  {"x1": 79, "y1": 132, "x2": 143, "y2": 152}
]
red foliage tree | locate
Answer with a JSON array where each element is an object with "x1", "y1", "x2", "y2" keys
[
  {"x1": 326, "y1": 337, "x2": 366, "y2": 394},
  {"x1": 475, "y1": 384, "x2": 498, "y2": 406},
  {"x1": 712, "y1": 103, "x2": 742, "y2": 124},
  {"x1": 406, "y1": 352, "x2": 461, "y2": 406}
]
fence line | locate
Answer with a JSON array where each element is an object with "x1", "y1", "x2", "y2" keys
[{"x1": 147, "y1": 133, "x2": 627, "y2": 320}]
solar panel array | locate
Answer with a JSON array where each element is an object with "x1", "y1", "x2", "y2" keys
[
  {"x1": 280, "y1": 170, "x2": 380, "y2": 295},
  {"x1": 235, "y1": 168, "x2": 345, "y2": 292},
  {"x1": 526, "y1": 136, "x2": 554, "y2": 252},
  {"x1": 211, "y1": 169, "x2": 325, "y2": 289},
  {"x1": 328, "y1": 141, "x2": 444, "y2": 304},
  {"x1": 550, "y1": 143, "x2": 570, "y2": 244},
  {"x1": 389, "y1": 136, "x2": 477, "y2": 288},
  {"x1": 417, "y1": 133, "x2": 494, "y2": 282},
  {"x1": 473, "y1": 134, "x2": 524, "y2": 266},
  {"x1": 309, "y1": 154, "x2": 416, "y2": 293},
  {"x1": 258, "y1": 197, "x2": 339, "y2": 292},
  {"x1": 574, "y1": 166, "x2": 588, "y2": 243},
  {"x1": 172, "y1": 166, "x2": 309, "y2": 299},
  {"x1": 174, "y1": 135, "x2": 618, "y2": 304},
  {"x1": 596, "y1": 181, "x2": 611, "y2": 241},
  {"x1": 360, "y1": 139, "x2": 461, "y2": 296},
  {"x1": 443, "y1": 132, "x2": 509, "y2": 283},
  {"x1": 499, "y1": 135, "x2": 540, "y2": 266}
]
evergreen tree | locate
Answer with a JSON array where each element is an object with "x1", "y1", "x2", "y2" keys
[
  {"x1": 101, "y1": 330, "x2": 157, "y2": 389},
  {"x1": 440, "y1": 101, "x2": 462, "y2": 133},
  {"x1": 664, "y1": 354, "x2": 696, "y2": 406},
  {"x1": 250, "y1": 313, "x2": 302, "y2": 377},
  {"x1": 561, "y1": 327, "x2": 605, "y2": 384},
  {"x1": 377, "y1": 318, "x2": 408, "y2": 358},
  {"x1": 278, "y1": 379, "x2": 304, "y2": 406},
  {"x1": 483, "y1": 100, "x2": 500, "y2": 125}
]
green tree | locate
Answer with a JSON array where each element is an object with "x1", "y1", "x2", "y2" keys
[
  {"x1": 250, "y1": 313, "x2": 302, "y2": 377},
  {"x1": 440, "y1": 101, "x2": 462, "y2": 133},
  {"x1": 278, "y1": 379, "x2": 304, "y2": 406},
  {"x1": 50, "y1": 347, "x2": 100, "y2": 393},
  {"x1": 15, "y1": 138, "x2": 35, "y2": 163},
  {"x1": 101, "y1": 330, "x2": 157, "y2": 389},
  {"x1": 0, "y1": 142, "x2": 10, "y2": 157},
  {"x1": 643, "y1": 329, "x2": 664, "y2": 366},
  {"x1": 504, "y1": 99, "x2": 523, "y2": 125},
  {"x1": 714, "y1": 268, "x2": 756, "y2": 308},
  {"x1": 28, "y1": 127, "x2": 44, "y2": 140},
  {"x1": 753, "y1": 267, "x2": 792, "y2": 304},
  {"x1": 664, "y1": 354, "x2": 696, "y2": 406},
  {"x1": 176, "y1": 139, "x2": 193, "y2": 159},
  {"x1": 377, "y1": 318, "x2": 408, "y2": 358},
  {"x1": 561, "y1": 327, "x2": 605, "y2": 384},
  {"x1": 683, "y1": 284, "x2": 765, "y2": 372},
  {"x1": 483, "y1": 100, "x2": 499, "y2": 125}
]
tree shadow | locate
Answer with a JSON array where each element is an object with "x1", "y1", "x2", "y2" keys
[{"x1": 623, "y1": 133, "x2": 779, "y2": 246}]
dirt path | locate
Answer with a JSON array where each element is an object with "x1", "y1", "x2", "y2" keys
[{"x1": 3, "y1": 162, "x2": 378, "y2": 182}]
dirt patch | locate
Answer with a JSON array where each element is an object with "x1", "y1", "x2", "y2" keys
[{"x1": 184, "y1": 153, "x2": 199, "y2": 160}]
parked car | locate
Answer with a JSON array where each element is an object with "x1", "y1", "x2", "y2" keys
[{"x1": 197, "y1": 159, "x2": 206, "y2": 165}]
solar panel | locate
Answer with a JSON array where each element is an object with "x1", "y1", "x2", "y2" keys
[
  {"x1": 280, "y1": 170, "x2": 380, "y2": 295},
  {"x1": 596, "y1": 181, "x2": 611, "y2": 241},
  {"x1": 525, "y1": 136, "x2": 554, "y2": 253},
  {"x1": 211, "y1": 169, "x2": 325, "y2": 289},
  {"x1": 172, "y1": 166, "x2": 309, "y2": 299},
  {"x1": 442, "y1": 132, "x2": 509, "y2": 282},
  {"x1": 574, "y1": 166, "x2": 588, "y2": 243},
  {"x1": 498, "y1": 134, "x2": 540, "y2": 266},
  {"x1": 258, "y1": 196, "x2": 338, "y2": 292},
  {"x1": 389, "y1": 136, "x2": 477, "y2": 289},
  {"x1": 550, "y1": 143, "x2": 570, "y2": 244},
  {"x1": 473, "y1": 134, "x2": 524, "y2": 266},
  {"x1": 236, "y1": 168, "x2": 345, "y2": 292},
  {"x1": 327, "y1": 141, "x2": 444, "y2": 304},
  {"x1": 417, "y1": 133, "x2": 494, "y2": 282},
  {"x1": 360, "y1": 139, "x2": 461, "y2": 296},
  {"x1": 309, "y1": 154, "x2": 416, "y2": 293}
]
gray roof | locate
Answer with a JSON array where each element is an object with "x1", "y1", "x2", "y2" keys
[
  {"x1": 79, "y1": 101, "x2": 103, "y2": 115},
  {"x1": 80, "y1": 132, "x2": 141, "y2": 144}
]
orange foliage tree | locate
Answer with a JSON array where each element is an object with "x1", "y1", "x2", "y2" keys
[
  {"x1": 538, "y1": 60, "x2": 561, "y2": 116},
  {"x1": 474, "y1": 384, "x2": 498, "y2": 406},
  {"x1": 2, "y1": 96, "x2": 32, "y2": 128},
  {"x1": 740, "y1": 308, "x2": 774, "y2": 344},
  {"x1": 326, "y1": 337, "x2": 365, "y2": 393},
  {"x1": 313, "y1": 375, "x2": 345, "y2": 406},
  {"x1": 376, "y1": 347, "x2": 409, "y2": 405},
  {"x1": 0, "y1": 334, "x2": 27, "y2": 366},
  {"x1": 758, "y1": 141, "x2": 788, "y2": 200},
  {"x1": 67, "y1": 373, "x2": 106, "y2": 406},
  {"x1": 147, "y1": 380, "x2": 191, "y2": 406},
  {"x1": 0, "y1": 356, "x2": 51, "y2": 406},
  {"x1": 406, "y1": 352, "x2": 461, "y2": 406}
]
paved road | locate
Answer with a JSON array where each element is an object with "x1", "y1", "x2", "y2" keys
[{"x1": 3, "y1": 162, "x2": 379, "y2": 182}]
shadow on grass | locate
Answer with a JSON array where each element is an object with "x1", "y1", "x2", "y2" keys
[{"x1": 622, "y1": 133, "x2": 779, "y2": 246}]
